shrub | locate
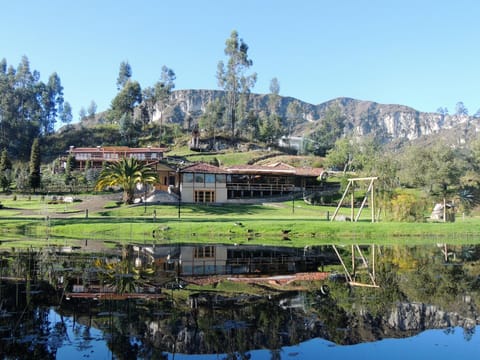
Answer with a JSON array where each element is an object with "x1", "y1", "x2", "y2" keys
[{"x1": 390, "y1": 192, "x2": 428, "y2": 222}]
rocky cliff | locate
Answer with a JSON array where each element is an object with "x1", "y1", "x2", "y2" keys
[{"x1": 158, "y1": 89, "x2": 479, "y2": 144}]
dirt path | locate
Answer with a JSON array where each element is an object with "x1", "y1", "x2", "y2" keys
[{"x1": 8, "y1": 194, "x2": 122, "y2": 219}]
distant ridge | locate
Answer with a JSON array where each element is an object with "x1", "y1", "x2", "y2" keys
[{"x1": 153, "y1": 89, "x2": 478, "y2": 144}]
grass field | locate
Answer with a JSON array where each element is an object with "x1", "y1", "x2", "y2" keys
[{"x1": 2, "y1": 194, "x2": 480, "y2": 249}]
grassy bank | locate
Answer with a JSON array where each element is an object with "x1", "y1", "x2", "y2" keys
[{"x1": 2, "y1": 198, "x2": 480, "y2": 249}]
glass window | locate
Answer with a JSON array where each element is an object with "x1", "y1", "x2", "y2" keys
[
  {"x1": 194, "y1": 173, "x2": 204, "y2": 183},
  {"x1": 194, "y1": 190, "x2": 215, "y2": 203},
  {"x1": 216, "y1": 174, "x2": 226, "y2": 183},
  {"x1": 183, "y1": 173, "x2": 193, "y2": 183},
  {"x1": 205, "y1": 174, "x2": 215, "y2": 183}
]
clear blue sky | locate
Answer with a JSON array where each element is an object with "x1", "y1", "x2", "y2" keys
[{"x1": 1, "y1": 0, "x2": 479, "y2": 121}]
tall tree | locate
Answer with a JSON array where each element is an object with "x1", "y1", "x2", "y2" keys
[
  {"x1": 310, "y1": 105, "x2": 346, "y2": 156},
  {"x1": 87, "y1": 100, "x2": 97, "y2": 119},
  {"x1": 28, "y1": 138, "x2": 41, "y2": 192},
  {"x1": 41, "y1": 72, "x2": 64, "y2": 134},
  {"x1": 95, "y1": 157, "x2": 158, "y2": 204},
  {"x1": 60, "y1": 101, "x2": 73, "y2": 124},
  {"x1": 0, "y1": 148, "x2": 12, "y2": 192},
  {"x1": 268, "y1": 77, "x2": 280, "y2": 115},
  {"x1": 286, "y1": 100, "x2": 303, "y2": 134},
  {"x1": 216, "y1": 30, "x2": 257, "y2": 139},
  {"x1": 110, "y1": 80, "x2": 142, "y2": 121},
  {"x1": 154, "y1": 66, "x2": 176, "y2": 142},
  {"x1": 140, "y1": 86, "x2": 156, "y2": 124},
  {"x1": 116, "y1": 61, "x2": 132, "y2": 90},
  {"x1": 78, "y1": 106, "x2": 86, "y2": 120},
  {"x1": 199, "y1": 98, "x2": 225, "y2": 144},
  {"x1": 455, "y1": 101, "x2": 468, "y2": 116}
]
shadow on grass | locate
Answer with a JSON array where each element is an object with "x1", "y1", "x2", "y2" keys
[{"x1": 178, "y1": 203, "x2": 275, "y2": 216}]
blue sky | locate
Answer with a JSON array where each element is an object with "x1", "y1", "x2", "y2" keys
[{"x1": 1, "y1": 0, "x2": 479, "y2": 121}]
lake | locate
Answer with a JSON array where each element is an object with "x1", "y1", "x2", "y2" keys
[{"x1": 1, "y1": 241, "x2": 479, "y2": 359}]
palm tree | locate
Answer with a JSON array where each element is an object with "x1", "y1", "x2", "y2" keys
[{"x1": 95, "y1": 157, "x2": 158, "y2": 204}]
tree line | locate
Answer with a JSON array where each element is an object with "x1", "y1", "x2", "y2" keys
[{"x1": 0, "y1": 56, "x2": 71, "y2": 160}]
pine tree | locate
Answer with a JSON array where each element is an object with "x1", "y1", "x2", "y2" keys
[
  {"x1": 29, "y1": 138, "x2": 41, "y2": 192},
  {"x1": 0, "y1": 149, "x2": 12, "y2": 192}
]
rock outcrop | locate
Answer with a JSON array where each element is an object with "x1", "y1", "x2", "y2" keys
[{"x1": 157, "y1": 89, "x2": 479, "y2": 144}]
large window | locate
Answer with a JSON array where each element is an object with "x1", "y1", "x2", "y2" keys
[
  {"x1": 205, "y1": 174, "x2": 215, "y2": 183},
  {"x1": 194, "y1": 246, "x2": 215, "y2": 258},
  {"x1": 194, "y1": 173, "x2": 204, "y2": 183},
  {"x1": 183, "y1": 173, "x2": 193, "y2": 183},
  {"x1": 194, "y1": 190, "x2": 215, "y2": 203}
]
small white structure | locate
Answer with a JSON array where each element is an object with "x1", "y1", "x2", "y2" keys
[
  {"x1": 278, "y1": 136, "x2": 304, "y2": 152},
  {"x1": 430, "y1": 202, "x2": 455, "y2": 222}
]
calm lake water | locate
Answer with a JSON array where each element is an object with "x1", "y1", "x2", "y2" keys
[{"x1": 1, "y1": 241, "x2": 480, "y2": 359}]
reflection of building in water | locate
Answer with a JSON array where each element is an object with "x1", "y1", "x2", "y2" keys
[{"x1": 149, "y1": 244, "x2": 338, "y2": 276}]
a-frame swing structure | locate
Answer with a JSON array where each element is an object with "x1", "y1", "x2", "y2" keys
[
  {"x1": 332, "y1": 244, "x2": 379, "y2": 288},
  {"x1": 331, "y1": 177, "x2": 378, "y2": 222}
]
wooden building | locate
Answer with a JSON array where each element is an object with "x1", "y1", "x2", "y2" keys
[
  {"x1": 67, "y1": 146, "x2": 177, "y2": 192},
  {"x1": 179, "y1": 162, "x2": 336, "y2": 204}
]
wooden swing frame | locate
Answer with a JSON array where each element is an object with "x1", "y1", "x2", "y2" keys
[{"x1": 331, "y1": 177, "x2": 378, "y2": 223}]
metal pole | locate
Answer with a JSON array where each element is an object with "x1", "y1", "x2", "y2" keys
[
  {"x1": 292, "y1": 192, "x2": 295, "y2": 214},
  {"x1": 178, "y1": 195, "x2": 181, "y2": 219}
]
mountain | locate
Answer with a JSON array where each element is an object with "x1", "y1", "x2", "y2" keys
[{"x1": 156, "y1": 89, "x2": 479, "y2": 145}]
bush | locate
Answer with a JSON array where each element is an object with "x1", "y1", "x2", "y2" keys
[{"x1": 389, "y1": 192, "x2": 428, "y2": 222}]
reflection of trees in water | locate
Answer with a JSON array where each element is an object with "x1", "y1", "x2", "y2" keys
[
  {"x1": 0, "y1": 281, "x2": 63, "y2": 359},
  {"x1": 2, "y1": 244, "x2": 480, "y2": 357}
]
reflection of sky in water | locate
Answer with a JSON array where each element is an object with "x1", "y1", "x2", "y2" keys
[
  {"x1": 47, "y1": 304, "x2": 480, "y2": 360},
  {"x1": 280, "y1": 328, "x2": 480, "y2": 360},
  {"x1": 48, "y1": 309, "x2": 111, "y2": 359},
  {"x1": 158, "y1": 328, "x2": 480, "y2": 360}
]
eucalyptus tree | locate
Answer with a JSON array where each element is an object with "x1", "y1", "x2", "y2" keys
[
  {"x1": 109, "y1": 80, "x2": 142, "y2": 121},
  {"x1": 95, "y1": 157, "x2": 158, "y2": 204},
  {"x1": 154, "y1": 66, "x2": 176, "y2": 141},
  {"x1": 0, "y1": 57, "x2": 68, "y2": 158},
  {"x1": 198, "y1": 98, "x2": 225, "y2": 144},
  {"x1": 286, "y1": 100, "x2": 303, "y2": 134},
  {"x1": 41, "y1": 72, "x2": 64, "y2": 134},
  {"x1": 216, "y1": 30, "x2": 257, "y2": 139},
  {"x1": 455, "y1": 101, "x2": 468, "y2": 116},
  {"x1": 116, "y1": 61, "x2": 132, "y2": 90},
  {"x1": 87, "y1": 100, "x2": 97, "y2": 119},
  {"x1": 309, "y1": 105, "x2": 346, "y2": 156},
  {"x1": 140, "y1": 66, "x2": 176, "y2": 126},
  {"x1": 268, "y1": 77, "x2": 281, "y2": 116},
  {"x1": 60, "y1": 101, "x2": 73, "y2": 124},
  {"x1": 78, "y1": 106, "x2": 86, "y2": 121}
]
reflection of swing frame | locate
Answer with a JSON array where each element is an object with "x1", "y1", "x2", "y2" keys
[
  {"x1": 332, "y1": 244, "x2": 379, "y2": 288},
  {"x1": 331, "y1": 177, "x2": 378, "y2": 222}
]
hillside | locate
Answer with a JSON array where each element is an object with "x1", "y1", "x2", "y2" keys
[
  {"x1": 59, "y1": 90, "x2": 480, "y2": 161},
  {"x1": 157, "y1": 90, "x2": 479, "y2": 145}
]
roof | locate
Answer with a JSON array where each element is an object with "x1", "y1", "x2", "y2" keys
[
  {"x1": 180, "y1": 162, "x2": 324, "y2": 177},
  {"x1": 180, "y1": 163, "x2": 227, "y2": 174},
  {"x1": 227, "y1": 163, "x2": 296, "y2": 175},
  {"x1": 227, "y1": 162, "x2": 324, "y2": 177},
  {"x1": 69, "y1": 146, "x2": 167, "y2": 153}
]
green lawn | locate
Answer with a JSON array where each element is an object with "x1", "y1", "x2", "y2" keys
[{"x1": 2, "y1": 199, "x2": 480, "y2": 249}]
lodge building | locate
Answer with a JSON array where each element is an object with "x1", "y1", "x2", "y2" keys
[{"x1": 66, "y1": 146, "x2": 337, "y2": 203}]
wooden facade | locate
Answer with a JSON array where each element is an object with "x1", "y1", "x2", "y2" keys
[{"x1": 67, "y1": 146, "x2": 177, "y2": 192}]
